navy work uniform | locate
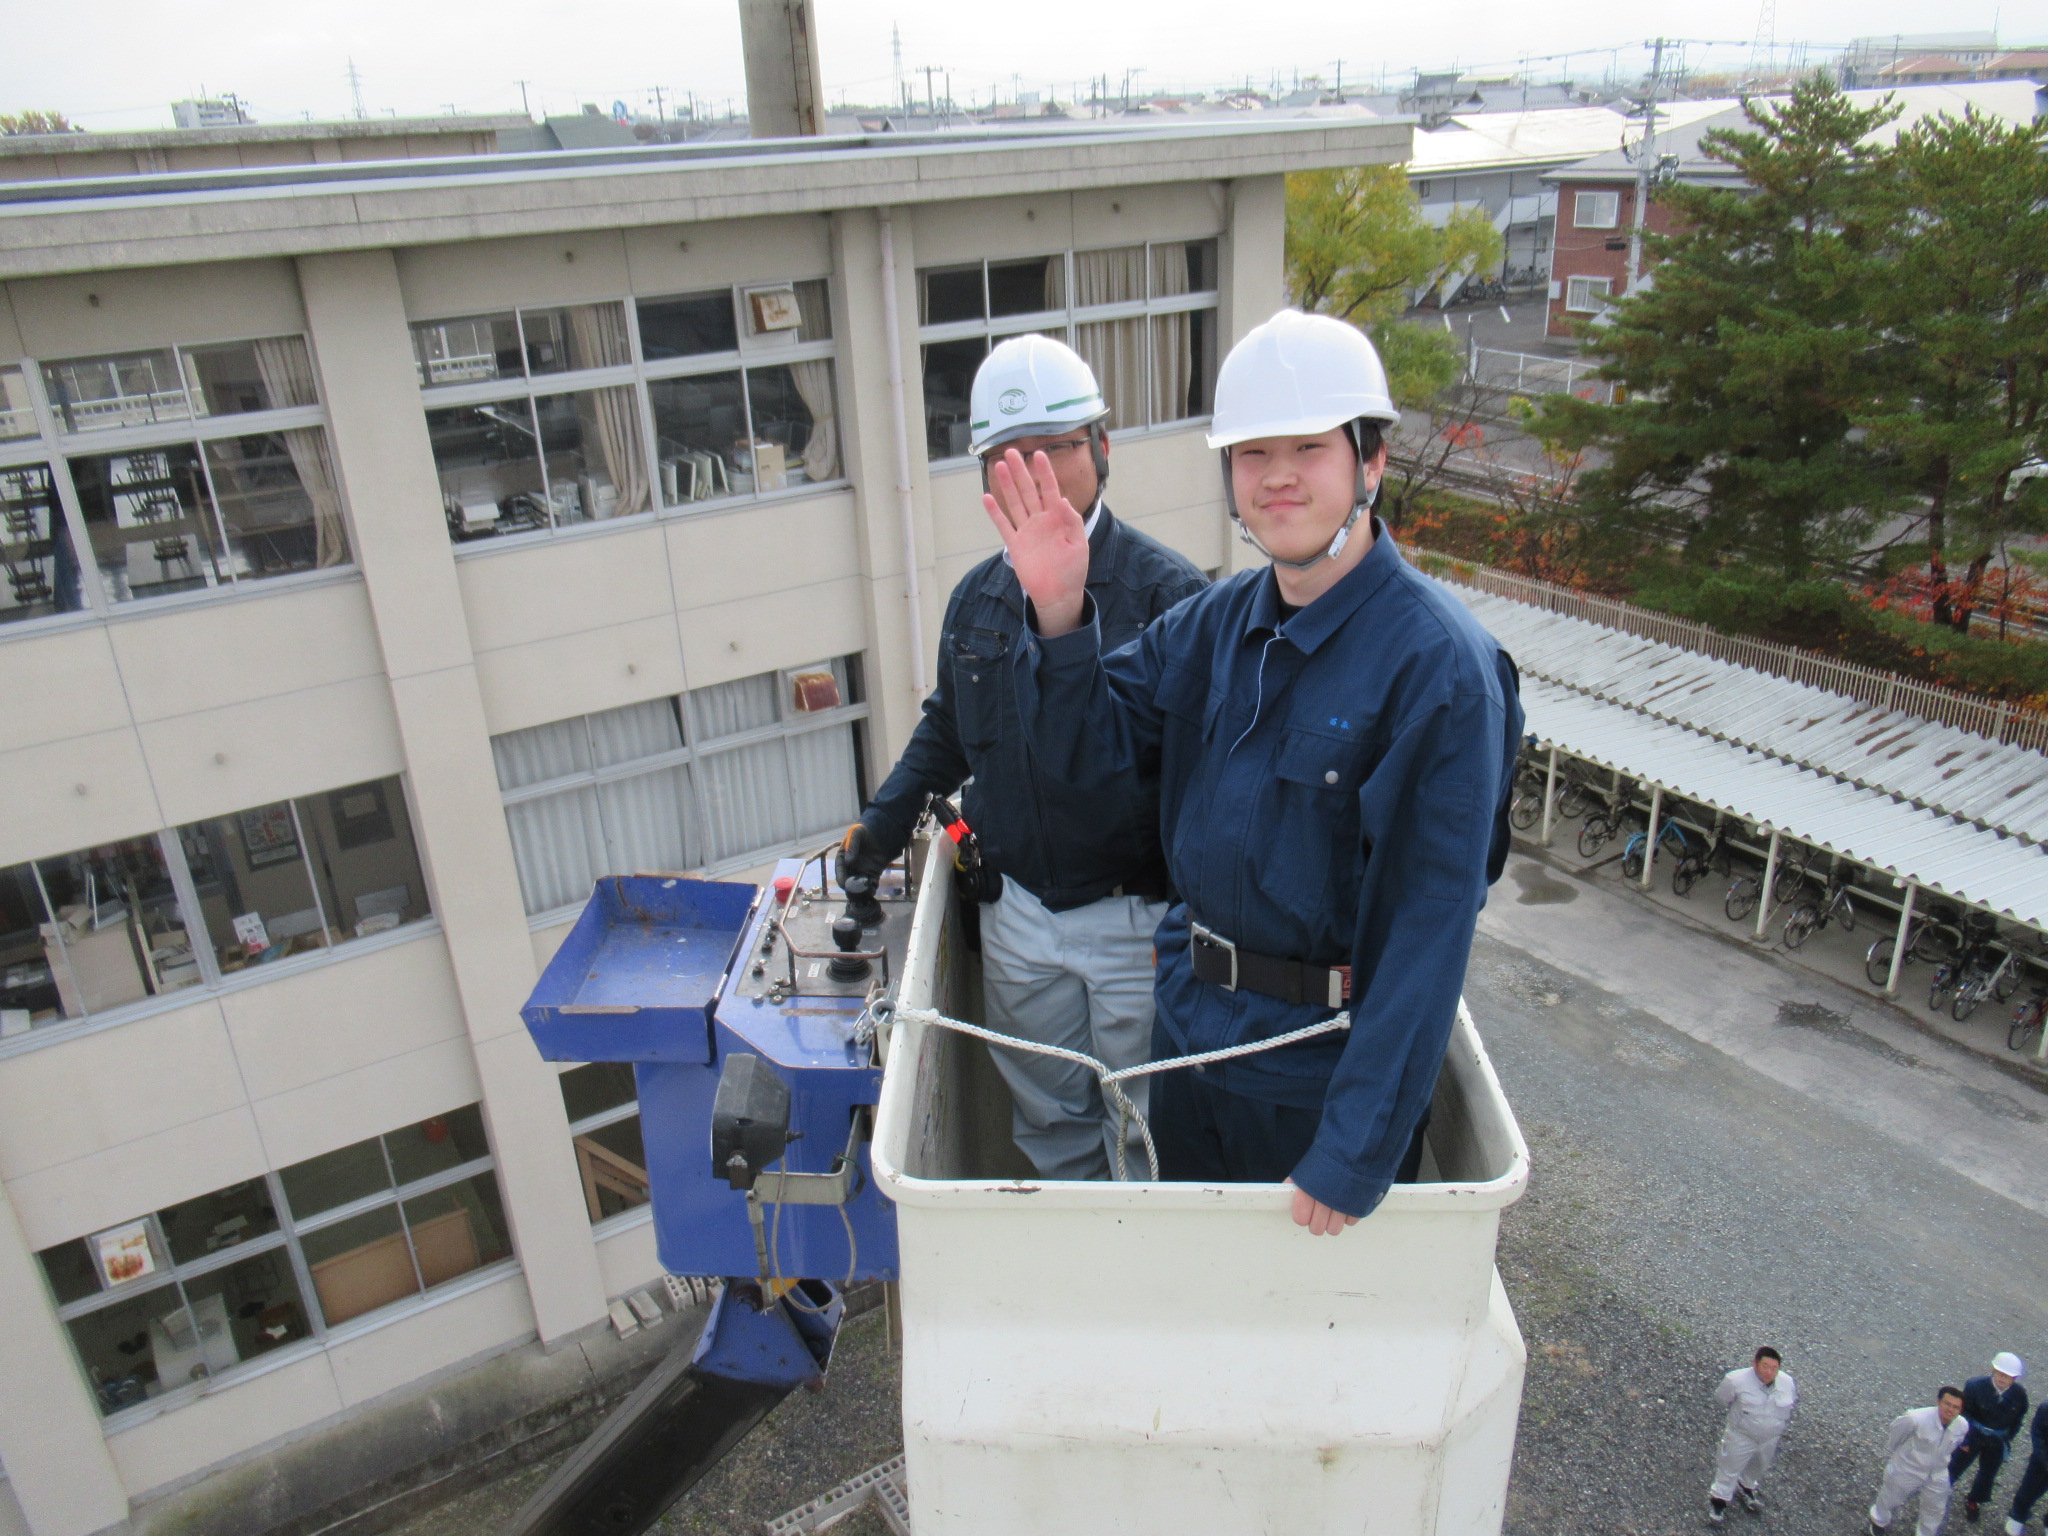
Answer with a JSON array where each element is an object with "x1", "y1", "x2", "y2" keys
[
  {"x1": 861, "y1": 503, "x2": 1206, "y2": 1179},
  {"x1": 1016, "y1": 521, "x2": 1522, "y2": 1217},
  {"x1": 2006, "y1": 1403, "x2": 2048, "y2": 1535},
  {"x1": 1953, "y1": 1373, "x2": 2030, "y2": 1512}
]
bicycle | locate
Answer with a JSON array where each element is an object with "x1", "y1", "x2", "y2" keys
[
  {"x1": 1769, "y1": 845, "x2": 1814, "y2": 907},
  {"x1": 2009, "y1": 985, "x2": 2048, "y2": 1053},
  {"x1": 1672, "y1": 822, "x2": 1735, "y2": 898},
  {"x1": 1725, "y1": 873, "x2": 1762, "y2": 923},
  {"x1": 1783, "y1": 870, "x2": 1856, "y2": 949},
  {"x1": 1863, "y1": 903, "x2": 1963, "y2": 988},
  {"x1": 1621, "y1": 817, "x2": 1692, "y2": 882},
  {"x1": 1950, "y1": 942, "x2": 2018, "y2": 1022},
  {"x1": 1575, "y1": 776, "x2": 1637, "y2": 858}
]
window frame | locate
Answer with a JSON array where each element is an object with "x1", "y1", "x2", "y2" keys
[
  {"x1": 1572, "y1": 190, "x2": 1622, "y2": 229},
  {"x1": 0, "y1": 773, "x2": 435, "y2": 1060},
  {"x1": 559, "y1": 1065, "x2": 653, "y2": 1232},
  {"x1": 0, "y1": 334, "x2": 353, "y2": 633},
  {"x1": 914, "y1": 242, "x2": 1223, "y2": 465},
  {"x1": 499, "y1": 657, "x2": 872, "y2": 926},
  {"x1": 1564, "y1": 275, "x2": 1616, "y2": 314},
  {"x1": 41, "y1": 1110, "x2": 516, "y2": 1429},
  {"x1": 411, "y1": 283, "x2": 845, "y2": 555}
]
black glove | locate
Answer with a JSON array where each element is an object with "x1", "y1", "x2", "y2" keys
[{"x1": 838, "y1": 820, "x2": 891, "y2": 883}]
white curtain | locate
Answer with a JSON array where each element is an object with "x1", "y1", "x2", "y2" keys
[
  {"x1": 687, "y1": 673, "x2": 779, "y2": 741},
  {"x1": 250, "y1": 338, "x2": 350, "y2": 567}
]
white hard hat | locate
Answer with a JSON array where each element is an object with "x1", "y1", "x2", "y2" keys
[
  {"x1": 1994, "y1": 1352, "x2": 2025, "y2": 1379},
  {"x1": 1206, "y1": 309, "x2": 1400, "y2": 450},
  {"x1": 969, "y1": 335, "x2": 1108, "y2": 456}
]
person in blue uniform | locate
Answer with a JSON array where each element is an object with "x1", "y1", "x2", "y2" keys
[
  {"x1": 844, "y1": 335, "x2": 1206, "y2": 1181},
  {"x1": 980, "y1": 309, "x2": 1522, "y2": 1230},
  {"x1": 1952, "y1": 1353, "x2": 2028, "y2": 1522},
  {"x1": 2003, "y1": 1396, "x2": 2048, "y2": 1536}
]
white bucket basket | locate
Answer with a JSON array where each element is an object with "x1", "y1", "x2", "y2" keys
[{"x1": 872, "y1": 838, "x2": 1531, "y2": 1535}]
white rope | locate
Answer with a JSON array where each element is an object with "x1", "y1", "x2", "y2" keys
[{"x1": 886, "y1": 1004, "x2": 1351, "y2": 1181}]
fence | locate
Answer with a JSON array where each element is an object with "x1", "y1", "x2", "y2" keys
[
  {"x1": 1469, "y1": 348, "x2": 1614, "y2": 405},
  {"x1": 1416, "y1": 551, "x2": 2048, "y2": 753}
]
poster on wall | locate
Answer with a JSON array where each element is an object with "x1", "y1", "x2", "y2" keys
[
  {"x1": 91, "y1": 1218, "x2": 161, "y2": 1288},
  {"x1": 238, "y1": 803, "x2": 301, "y2": 868},
  {"x1": 329, "y1": 781, "x2": 394, "y2": 850}
]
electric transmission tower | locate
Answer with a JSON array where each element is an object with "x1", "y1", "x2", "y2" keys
[
  {"x1": 346, "y1": 58, "x2": 366, "y2": 119},
  {"x1": 1748, "y1": 0, "x2": 1778, "y2": 79}
]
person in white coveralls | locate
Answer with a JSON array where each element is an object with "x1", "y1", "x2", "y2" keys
[
  {"x1": 1707, "y1": 1346, "x2": 1797, "y2": 1523},
  {"x1": 1869, "y1": 1386, "x2": 1971, "y2": 1536}
]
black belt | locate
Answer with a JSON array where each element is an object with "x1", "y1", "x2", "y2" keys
[{"x1": 1189, "y1": 920, "x2": 1352, "y2": 1008}]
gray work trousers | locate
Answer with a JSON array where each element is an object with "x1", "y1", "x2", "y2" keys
[
  {"x1": 978, "y1": 875, "x2": 1167, "y2": 1180},
  {"x1": 1871, "y1": 1466, "x2": 1951, "y2": 1536},
  {"x1": 1711, "y1": 1426, "x2": 1784, "y2": 1501}
]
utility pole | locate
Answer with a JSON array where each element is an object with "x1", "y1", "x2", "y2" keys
[
  {"x1": 515, "y1": 79, "x2": 531, "y2": 117},
  {"x1": 1332, "y1": 59, "x2": 1344, "y2": 98},
  {"x1": 650, "y1": 85, "x2": 666, "y2": 122},
  {"x1": 1626, "y1": 37, "x2": 1666, "y2": 296},
  {"x1": 893, "y1": 25, "x2": 905, "y2": 112},
  {"x1": 919, "y1": 64, "x2": 940, "y2": 121}
]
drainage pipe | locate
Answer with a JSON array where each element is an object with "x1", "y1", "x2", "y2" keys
[{"x1": 876, "y1": 207, "x2": 928, "y2": 701}]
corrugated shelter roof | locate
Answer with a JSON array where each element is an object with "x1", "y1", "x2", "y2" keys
[
  {"x1": 1452, "y1": 588, "x2": 2048, "y2": 845},
  {"x1": 1518, "y1": 678, "x2": 2048, "y2": 929}
]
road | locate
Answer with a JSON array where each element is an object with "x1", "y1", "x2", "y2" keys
[{"x1": 390, "y1": 848, "x2": 2048, "y2": 1535}]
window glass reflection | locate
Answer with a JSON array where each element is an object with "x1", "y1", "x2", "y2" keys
[
  {"x1": 299, "y1": 776, "x2": 431, "y2": 941},
  {"x1": 410, "y1": 313, "x2": 521, "y2": 387},
  {"x1": 300, "y1": 1205, "x2": 415, "y2": 1326},
  {"x1": 920, "y1": 337, "x2": 986, "y2": 459},
  {"x1": 157, "y1": 1180, "x2": 280, "y2": 1266},
  {"x1": 744, "y1": 363, "x2": 836, "y2": 488},
  {"x1": 989, "y1": 254, "x2": 1062, "y2": 316},
  {"x1": 521, "y1": 303, "x2": 634, "y2": 375},
  {"x1": 401, "y1": 1172, "x2": 512, "y2": 1286},
  {"x1": 203, "y1": 430, "x2": 350, "y2": 576},
  {"x1": 68, "y1": 444, "x2": 225, "y2": 601},
  {"x1": 178, "y1": 1248, "x2": 311, "y2": 1365},
  {"x1": 648, "y1": 371, "x2": 746, "y2": 504},
  {"x1": 535, "y1": 388, "x2": 649, "y2": 523},
  {"x1": 0, "y1": 365, "x2": 38, "y2": 440},
  {"x1": 42, "y1": 350, "x2": 193, "y2": 434},
  {"x1": 177, "y1": 806, "x2": 328, "y2": 974},
  {"x1": 181, "y1": 337, "x2": 319, "y2": 418},
  {"x1": 428, "y1": 399, "x2": 547, "y2": 541},
  {"x1": 638, "y1": 291, "x2": 739, "y2": 360},
  {"x1": 919, "y1": 264, "x2": 983, "y2": 325},
  {"x1": 0, "y1": 462, "x2": 86, "y2": 623},
  {"x1": 66, "y1": 1280, "x2": 187, "y2": 1414}
]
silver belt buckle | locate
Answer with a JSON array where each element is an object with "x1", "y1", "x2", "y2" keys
[{"x1": 1190, "y1": 919, "x2": 1237, "y2": 991}]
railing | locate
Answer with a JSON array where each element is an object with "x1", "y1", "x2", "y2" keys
[
  {"x1": 1416, "y1": 550, "x2": 2048, "y2": 753},
  {"x1": 1468, "y1": 347, "x2": 1613, "y2": 404}
]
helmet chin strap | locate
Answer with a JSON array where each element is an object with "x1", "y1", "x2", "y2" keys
[{"x1": 1224, "y1": 422, "x2": 1378, "y2": 572}]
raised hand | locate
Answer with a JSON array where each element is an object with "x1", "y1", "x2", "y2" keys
[{"x1": 982, "y1": 447, "x2": 1090, "y2": 637}]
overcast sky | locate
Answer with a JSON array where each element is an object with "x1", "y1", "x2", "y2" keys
[{"x1": 2, "y1": 0, "x2": 2032, "y2": 131}]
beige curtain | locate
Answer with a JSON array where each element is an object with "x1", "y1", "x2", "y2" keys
[
  {"x1": 789, "y1": 363, "x2": 839, "y2": 481},
  {"x1": 1150, "y1": 244, "x2": 1194, "y2": 426},
  {"x1": 582, "y1": 386, "x2": 650, "y2": 518},
  {"x1": 1051, "y1": 248, "x2": 1149, "y2": 429},
  {"x1": 250, "y1": 336, "x2": 320, "y2": 410},
  {"x1": 562, "y1": 304, "x2": 649, "y2": 519},
  {"x1": 790, "y1": 283, "x2": 839, "y2": 481},
  {"x1": 248, "y1": 338, "x2": 348, "y2": 566},
  {"x1": 279, "y1": 428, "x2": 350, "y2": 568}
]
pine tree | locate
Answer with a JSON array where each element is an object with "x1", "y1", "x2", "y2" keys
[
  {"x1": 1858, "y1": 110, "x2": 2048, "y2": 630},
  {"x1": 1538, "y1": 78, "x2": 1904, "y2": 580}
]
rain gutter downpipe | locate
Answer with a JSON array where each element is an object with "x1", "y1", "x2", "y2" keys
[{"x1": 877, "y1": 206, "x2": 929, "y2": 700}]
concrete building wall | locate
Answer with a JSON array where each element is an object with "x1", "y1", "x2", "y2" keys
[{"x1": 0, "y1": 155, "x2": 1299, "y2": 1534}]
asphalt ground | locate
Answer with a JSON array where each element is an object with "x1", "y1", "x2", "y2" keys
[{"x1": 390, "y1": 847, "x2": 2048, "y2": 1536}]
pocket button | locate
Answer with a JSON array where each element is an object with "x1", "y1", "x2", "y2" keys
[{"x1": 1324, "y1": 769, "x2": 1339, "y2": 785}]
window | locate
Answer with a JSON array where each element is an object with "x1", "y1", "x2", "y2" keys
[
  {"x1": 493, "y1": 656, "x2": 868, "y2": 917},
  {"x1": 1573, "y1": 191, "x2": 1621, "y2": 229},
  {"x1": 1, "y1": 462, "x2": 87, "y2": 625},
  {"x1": 1565, "y1": 276, "x2": 1616, "y2": 314},
  {"x1": 0, "y1": 336, "x2": 351, "y2": 622},
  {"x1": 560, "y1": 1064, "x2": 650, "y2": 1224},
  {"x1": 916, "y1": 241, "x2": 1220, "y2": 459},
  {"x1": 280, "y1": 1106, "x2": 511, "y2": 1327},
  {"x1": 38, "y1": 1106, "x2": 513, "y2": 1418},
  {"x1": 0, "y1": 775, "x2": 429, "y2": 1043},
  {"x1": 414, "y1": 281, "x2": 842, "y2": 546}
]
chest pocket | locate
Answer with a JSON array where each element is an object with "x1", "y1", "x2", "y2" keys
[
  {"x1": 949, "y1": 626, "x2": 1010, "y2": 749},
  {"x1": 1157, "y1": 662, "x2": 1228, "y2": 743},
  {"x1": 1267, "y1": 727, "x2": 1368, "y2": 922}
]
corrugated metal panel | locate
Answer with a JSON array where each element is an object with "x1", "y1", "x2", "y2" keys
[
  {"x1": 1520, "y1": 679, "x2": 2048, "y2": 928},
  {"x1": 1451, "y1": 587, "x2": 2048, "y2": 843}
]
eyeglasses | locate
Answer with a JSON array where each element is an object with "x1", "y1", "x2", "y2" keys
[{"x1": 980, "y1": 435, "x2": 1093, "y2": 462}]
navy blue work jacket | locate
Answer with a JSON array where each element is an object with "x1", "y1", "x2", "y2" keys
[
  {"x1": 2028, "y1": 1403, "x2": 2048, "y2": 1464},
  {"x1": 1964, "y1": 1376, "x2": 2033, "y2": 1445},
  {"x1": 1017, "y1": 523, "x2": 1523, "y2": 1216},
  {"x1": 863, "y1": 506, "x2": 1207, "y2": 911}
]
